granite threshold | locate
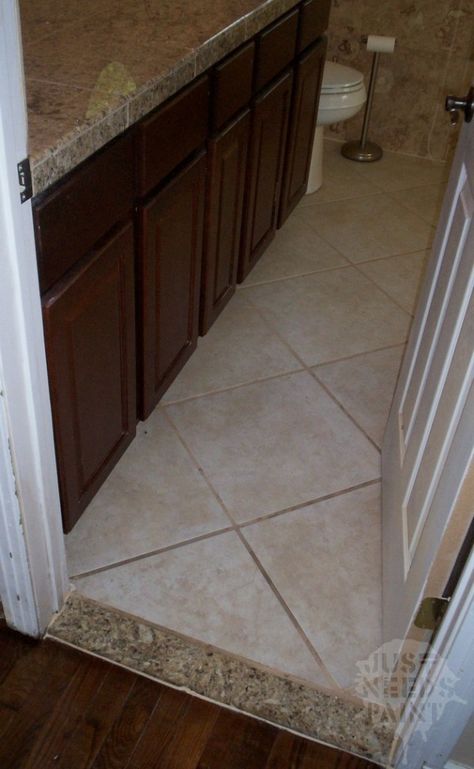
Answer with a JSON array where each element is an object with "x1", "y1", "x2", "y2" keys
[{"x1": 47, "y1": 591, "x2": 394, "y2": 765}]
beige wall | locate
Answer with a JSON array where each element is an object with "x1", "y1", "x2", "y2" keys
[{"x1": 325, "y1": 0, "x2": 474, "y2": 161}]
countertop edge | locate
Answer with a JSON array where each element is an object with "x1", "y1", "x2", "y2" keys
[{"x1": 29, "y1": 0, "x2": 302, "y2": 197}]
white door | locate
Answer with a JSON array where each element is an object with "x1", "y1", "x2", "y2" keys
[{"x1": 382, "y1": 111, "x2": 474, "y2": 645}]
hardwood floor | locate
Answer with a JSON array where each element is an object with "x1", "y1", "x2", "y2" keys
[{"x1": 0, "y1": 624, "x2": 380, "y2": 769}]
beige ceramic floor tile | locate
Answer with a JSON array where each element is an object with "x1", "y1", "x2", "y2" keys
[
  {"x1": 243, "y1": 483, "x2": 382, "y2": 688},
  {"x1": 66, "y1": 410, "x2": 230, "y2": 575},
  {"x1": 296, "y1": 193, "x2": 435, "y2": 263},
  {"x1": 298, "y1": 140, "x2": 379, "y2": 207},
  {"x1": 245, "y1": 267, "x2": 411, "y2": 366},
  {"x1": 349, "y1": 149, "x2": 449, "y2": 192},
  {"x1": 388, "y1": 184, "x2": 447, "y2": 226},
  {"x1": 74, "y1": 530, "x2": 333, "y2": 687},
  {"x1": 358, "y1": 250, "x2": 430, "y2": 315},
  {"x1": 162, "y1": 293, "x2": 301, "y2": 403},
  {"x1": 166, "y1": 371, "x2": 380, "y2": 523},
  {"x1": 315, "y1": 346, "x2": 405, "y2": 447},
  {"x1": 241, "y1": 215, "x2": 346, "y2": 287}
]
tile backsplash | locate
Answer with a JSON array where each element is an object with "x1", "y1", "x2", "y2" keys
[{"x1": 326, "y1": 0, "x2": 474, "y2": 161}]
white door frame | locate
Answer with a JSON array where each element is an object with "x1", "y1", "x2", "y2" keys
[
  {"x1": 0, "y1": 0, "x2": 68, "y2": 636},
  {"x1": 392, "y1": 547, "x2": 474, "y2": 769}
]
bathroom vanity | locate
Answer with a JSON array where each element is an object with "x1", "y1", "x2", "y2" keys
[{"x1": 29, "y1": 0, "x2": 331, "y2": 532}]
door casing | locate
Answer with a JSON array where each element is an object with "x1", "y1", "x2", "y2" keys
[{"x1": 0, "y1": 0, "x2": 68, "y2": 637}]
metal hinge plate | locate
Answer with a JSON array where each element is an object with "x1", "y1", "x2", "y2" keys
[
  {"x1": 414, "y1": 596, "x2": 450, "y2": 630},
  {"x1": 17, "y1": 158, "x2": 32, "y2": 203}
]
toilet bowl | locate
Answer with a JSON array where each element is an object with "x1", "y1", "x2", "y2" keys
[{"x1": 307, "y1": 61, "x2": 367, "y2": 194}]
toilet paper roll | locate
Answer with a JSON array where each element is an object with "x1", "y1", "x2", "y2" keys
[{"x1": 366, "y1": 34, "x2": 396, "y2": 54}]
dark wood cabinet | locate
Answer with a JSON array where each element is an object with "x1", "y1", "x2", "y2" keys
[
  {"x1": 34, "y1": 134, "x2": 134, "y2": 295},
  {"x1": 35, "y1": 0, "x2": 330, "y2": 531},
  {"x1": 137, "y1": 77, "x2": 209, "y2": 196},
  {"x1": 278, "y1": 38, "x2": 327, "y2": 226},
  {"x1": 201, "y1": 111, "x2": 250, "y2": 334},
  {"x1": 211, "y1": 43, "x2": 255, "y2": 132},
  {"x1": 255, "y1": 9, "x2": 299, "y2": 91},
  {"x1": 298, "y1": 0, "x2": 331, "y2": 53},
  {"x1": 42, "y1": 224, "x2": 136, "y2": 533},
  {"x1": 138, "y1": 153, "x2": 207, "y2": 419},
  {"x1": 238, "y1": 70, "x2": 293, "y2": 283}
]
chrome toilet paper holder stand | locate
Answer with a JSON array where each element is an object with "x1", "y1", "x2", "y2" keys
[{"x1": 342, "y1": 34, "x2": 396, "y2": 163}]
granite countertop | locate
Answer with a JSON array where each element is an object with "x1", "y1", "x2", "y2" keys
[{"x1": 21, "y1": 0, "x2": 301, "y2": 196}]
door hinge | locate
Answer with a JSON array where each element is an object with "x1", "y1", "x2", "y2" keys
[
  {"x1": 414, "y1": 596, "x2": 450, "y2": 630},
  {"x1": 17, "y1": 158, "x2": 32, "y2": 203}
]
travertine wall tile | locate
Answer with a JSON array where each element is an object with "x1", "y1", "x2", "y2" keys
[{"x1": 326, "y1": 0, "x2": 474, "y2": 160}]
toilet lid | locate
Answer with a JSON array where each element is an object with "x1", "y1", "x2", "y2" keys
[{"x1": 321, "y1": 61, "x2": 364, "y2": 94}]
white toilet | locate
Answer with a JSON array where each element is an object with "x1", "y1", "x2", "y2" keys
[{"x1": 307, "y1": 61, "x2": 367, "y2": 194}]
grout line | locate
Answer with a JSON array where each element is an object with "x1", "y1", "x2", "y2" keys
[
  {"x1": 238, "y1": 478, "x2": 381, "y2": 529},
  {"x1": 70, "y1": 524, "x2": 235, "y2": 580},
  {"x1": 324, "y1": 135, "x2": 449, "y2": 166},
  {"x1": 351, "y1": 259, "x2": 420, "y2": 319},
  {"x1": 162, "y1": 341, "x2": 408, "y2": 409},
  {"x1": 297, "y1": 191, "x2": 386, "y2": 212},
  {"x1": 163, "y1": 401, "x2": 345, "y2": 688},
  {"x1": 160, "y1": 366, "x2": 305, "y2": 406},
  {"x1": 308, "y1": 140, "x2": 448, "y2": 197},
  {"x1": 384, "y1": 188, "x2": 444, "y2": 228},
  {"x1": 312, "y1": 342, "x2": 406, "y2": 369},
  {"x1": 240, "y1": 291, "x2": 386, "y2": 453},
  {"x1": 235, "y1": 528, "x2": 341, "y2": 690},
  {"x1": 160, "y1": 408, "x2": 235, "y2": 527},
  {"x1": 237, "y1": 261, "x2": 353, "y2": 291},
  {"x1": 72, "y1": 477, "x2": 382, "y2": 581},
  {"x1": 296, "y1": 199, "x2": 435, "y2": 280},
  {"x1": 309, "y1": 369, "x2": 382, "y2": 453},
  {"x1": 351, "y1": 246, "x2": 432, "y2": 266}
]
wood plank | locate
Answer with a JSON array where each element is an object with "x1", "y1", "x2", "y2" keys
[
  {"x1": 197, "y1": 709, "x2": 278, "y2": 769},
  {"x1": 0, "y1": 627, "x2": 32, "y2": 685},
  {"x1": 265, "y1": 730, "x2": 381, "y2": 768},
  {"x1": 90, "y1": 676, "x2": 161, "y2": 769},
  {"x1": 0, "y1": 641, "x2": 82, "y2": 769},
  {"x1": 0, "y1": 704, "x2": 16, "y2": 743},
  {"x1": 20, "y1": 654, "x2": 110, "y2": 769},
  {"x1": 54, "y1": 665, "x2": 136, "y2": 769},
  {"x1": 127, "y1": 686, "x2": 219, "y2": 769},
  {"x1": 264, "y1": 730, "x2": 306, "y2": 768}
]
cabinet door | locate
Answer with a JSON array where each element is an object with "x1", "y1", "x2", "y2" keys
[
  {"x1": 239, "y1": 70, "x2": 293, "y2": 282},
  {"x1": 42, "y1": 223, "x2": 136, "y2": 533},
  {"x1": 201, "y1": 111, "x2": 250, "y2": 334},
  {"x1": 138, "y1": 153, "x2": 206, "y2": 418},
  {"x1": 278, "y1": 38, "x2": 327, "y2": 226}
]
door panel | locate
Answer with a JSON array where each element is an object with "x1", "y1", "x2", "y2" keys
[
  {"x1": 405, "y1": 293, "x2": 473, "y2": 552},
  {"x1": 138, "y1": 153, "x2": 206, "y2": 418},
  {"x1": 401, "y1": 182, "x2": 472, "y2": 446},
  {"x1": 201, "y1": 111, "x2": 250, "y2": 334},
  {"x1": 382, "y1": 118, "x2": 474, "y2": 645},
  {"x1": 42, "y1": 223, "x2": 136, "y2": 533}
]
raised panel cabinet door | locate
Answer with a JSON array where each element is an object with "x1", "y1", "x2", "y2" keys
[
  {"x1": 42, "y1": 223, "x2": 136, "y2": 533},
  {"x1": 201, "y1": 111, "x2": 250, "y2": 335},
  {"x1": 278, "y1": 38, "x2": 327, "y2": 226},
  {"x1": 138, "y1": 153, "x2": 206, "y2": 419},
  {"x1": 239, "y1": 70, "x2": 293, "y2": 282}
]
